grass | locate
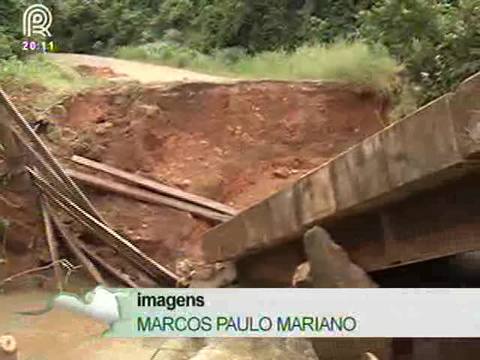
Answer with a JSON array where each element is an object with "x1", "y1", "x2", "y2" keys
[
  {"x1": 0, "y1": 55, "x2": 104, "y2": 108},
  {"x1": 115, "y1": 41, "x2": 402, "y2": 92}
]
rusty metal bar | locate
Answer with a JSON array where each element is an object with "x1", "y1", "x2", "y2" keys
[
  {"x1": 75, "y1": 240, "x2": 139, "y2": 288},
  {"x1": 40, "y1": 196, "x2": 63, "y2": 290},
  {"x1": 28, "y1": 167, "x2": 180, "y2": 286},
  {"x1": 48, "y1": 207, "x2": 106, "y2": 286}
]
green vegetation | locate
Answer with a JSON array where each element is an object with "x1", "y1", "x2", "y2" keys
[
  {"x1": 116, "y1": 41, "x2": 400, "y2": 92},
  {"x1": 1, "y1": 0, "x2": 479, "y2": 107},
  {"x1": 0, "y1": 55, "x2": 104, "y2": 107},
  {"x1": 0, "y1": 56, "x2": 99, "y2": 91},
  {"x1": 359, "y1": 0, "x2": 480, "y2": 103}
]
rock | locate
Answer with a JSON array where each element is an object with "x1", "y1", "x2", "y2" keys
[
  {"x1": 176, "y1": 259, "x2": 237, "y2": 288},
  {"x1": 303, "y1": 226, "x2": 377, "y2": 288},
  {"x1": 140, "y1": 163, "x2": 154, "y2": 172},
  {"x1": 182, "y1": 179, "x2": 192, "y2": 187},
  {"x1": 94, "y1": 126, "x2": 107, "y2": 135},
  {"x1": 189, "y1": 262, "x2": 237, "y2": 288},
  {"x1": 273, "y1": 167, "x2": 290, "y2": 179},
  {"x1": 176, "y1": 258, "x2": 195, "y2": 278},
  {"x1": 139, "y1": 104, "x2": 159, "y2": 117},
  {"x1": 292, "y1": 262, "x2": 312, "y2": 288},
  {"x1": 0, "y1": 334, "x2": 17, "y2": 359},
  {"x1": 173, "y1": 179, "x2": 192, "y2": 189},
  {"x1": 303, "y1": 227, "x2": 391, "y2": 360}
]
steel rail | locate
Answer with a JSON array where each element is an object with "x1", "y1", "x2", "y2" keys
[{"x1": 28, "y1": 167, "x2": 180, "y2": 286}]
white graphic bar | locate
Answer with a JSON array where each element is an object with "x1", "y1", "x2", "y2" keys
[{"x1": 99, "y1": 288, "x2": 480, "y2": 337}]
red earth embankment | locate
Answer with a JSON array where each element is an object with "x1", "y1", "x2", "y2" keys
[{"x1": 52, "y1": 81, "x2": 388, "y2": 267}]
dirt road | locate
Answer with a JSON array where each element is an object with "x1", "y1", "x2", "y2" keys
[{"x1": 48, "y1": 53, "x2": 232, "y2": 84}]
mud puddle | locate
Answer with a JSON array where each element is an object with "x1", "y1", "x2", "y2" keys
[{"x1": 1, "y1": 286, "x2": 316, "y2": 360}]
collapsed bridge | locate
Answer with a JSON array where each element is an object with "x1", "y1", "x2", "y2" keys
[
  {"x1": 1, "y1": 67, "x2": 480, "y2": 360},
  {"x1": 202, "y1": 73, "x2": 480, "y2": 285},
  {"x1": 1, "y1": 71, "x2": 479, "y2": 291}
]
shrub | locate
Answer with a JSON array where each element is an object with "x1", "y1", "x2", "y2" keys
[
  {"x1": 0, "y1": 55, "x2": 103, "y2": 101},
  {"x1": 0, "y1": 32, "x2": 18, "y2": 59},
  {"x1": 116, "y1": 41, "x2": 401, "y2": 93},
  {"x1": 359, "y1": 0, "x2": 480, "y2": 101}
]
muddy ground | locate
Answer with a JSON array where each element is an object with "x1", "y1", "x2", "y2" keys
[
  {"x1": 49, "y1": 81, "x2": 387, "y2": 268},
  {"x1": 1, "y1": 288, "x2": 318, "y2": 360}
]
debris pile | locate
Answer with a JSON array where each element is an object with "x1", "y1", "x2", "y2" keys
[{"x1": 0, "y1": 88, "x2": 182, "y2": 288}]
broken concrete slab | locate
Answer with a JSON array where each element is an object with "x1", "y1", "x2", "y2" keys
[
  {"x1": 292, "y1": 262, "x2": 311, "y2": 288},
  {"x1": 303, "y1": 227, "x2": 390, "y2": 360},
  {"x1": 303, "y1": 226, "x2": 377, "y2": 288},
  {"x1": 203, "y1": 72, "x2": 480, "y2": 262}
]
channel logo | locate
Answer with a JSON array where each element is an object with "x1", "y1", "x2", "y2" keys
[{"x1": 23, "y1": 4, "x2": 53, "y2": 38}]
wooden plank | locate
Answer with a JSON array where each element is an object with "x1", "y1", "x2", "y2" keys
[
  {"x1": 48, "y1": 208, "x2": 106, "y2": 286},
  {"x1": 66, "y1": 168, "x2": 231, "y2": 223},
  {"x1": 72, "y1": 155, "x2": 238, "y2": 216},
  {"x1": 0, "y1": 88, "x2": 103, "y2": 222},
  {"x1": 40, "y1": 197, "x2": 63, "y2": 291},
  {"x1": 75, "y1": 240, "x2": 139, "y2": 288},
  {"x1": 28, "y1": 167, "x2": 180, "y2": 286}
]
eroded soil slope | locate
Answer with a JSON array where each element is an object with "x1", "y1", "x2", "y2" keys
[{"x1": 49, "y1": 80, "x2": 387, "y2": 266}]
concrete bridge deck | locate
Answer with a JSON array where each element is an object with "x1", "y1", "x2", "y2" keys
[{"x1": 202, "y1": 73, "x2": 480, "y2": 273}]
